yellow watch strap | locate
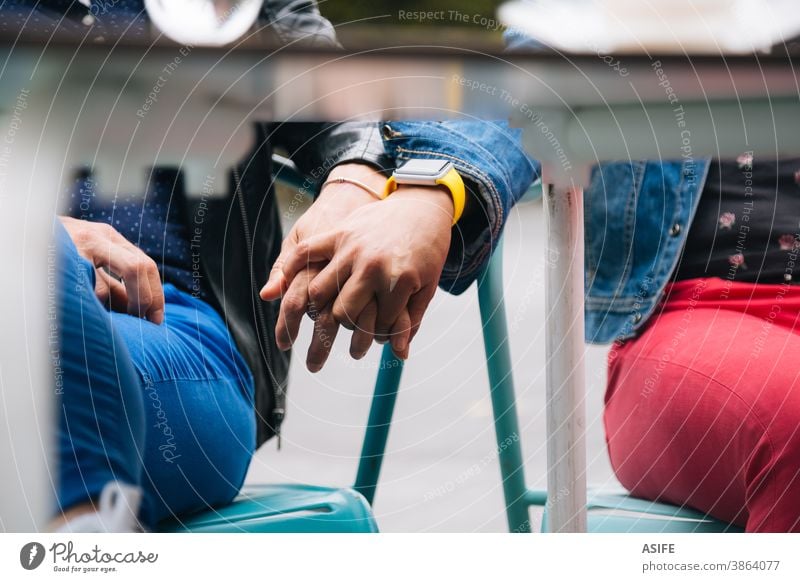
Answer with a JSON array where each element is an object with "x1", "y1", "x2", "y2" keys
[
  {"x1": 382, "y1": 175, "x2": 398, "y2": 199},
  {"x1": 382, "y1": 168, "x2": 466, "y2": 226},
  {"x1": 436, "y1": 167, "x2": 466, "y2": 226}
]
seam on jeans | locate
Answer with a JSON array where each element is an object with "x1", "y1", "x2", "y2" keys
[
  {"x1": 586, "y1": 295, "x2": 656, "y2": 309},
  {"x1": 585, "y1": 162, "x2": 642, "y2": 304},
  {"x1": 619, "y1": 161, "x2": 646, "y2": 289},
  {"x1": 139, "y1": 374, "x2": 243, "y2": 385},
  {"x1": 631, "y1": 355, "x2": 773, "y2": 436}
]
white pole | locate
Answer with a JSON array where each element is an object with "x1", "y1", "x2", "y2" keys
[
  {"x1": 0, "y1": 80, "x2": 57, "y2": 532},
  {"x1": 543, "y1": 181, "x2": 588, "y2": 533}
]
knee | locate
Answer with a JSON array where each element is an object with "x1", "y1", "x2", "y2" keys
[{"x1": 148, "y1": 381, "x2": 255, "y2": 512}]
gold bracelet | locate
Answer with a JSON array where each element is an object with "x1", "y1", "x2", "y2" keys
[{"x1": 321, "y1": 176, "x2": 383, "y2": 200}]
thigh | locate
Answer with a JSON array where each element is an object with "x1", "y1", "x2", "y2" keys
[
  {"x1": 109, "y1": 284, "x2": 256, "y2": 527},
  {"x1": 604, "y1": 305, "x2": 800, "y2": 530}
]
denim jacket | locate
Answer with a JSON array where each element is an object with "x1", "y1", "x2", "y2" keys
[
  {"x1": 504, "y1": 33, "x2": 712, "y2": 345},
  {"x1": 584, "y1": 160, "x2": 710, "y2": 344}
]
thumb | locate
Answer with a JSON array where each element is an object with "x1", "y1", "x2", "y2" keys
[
  {"x1": 260, "y1": 264, "x2": 287, "y2": 301},
  {"x1": 261, "y1": 231, "x2": 300, "y2": 301}
]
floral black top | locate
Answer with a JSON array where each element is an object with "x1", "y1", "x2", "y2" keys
[{"x1": 673, "y1": 154, "x2": 800, "y2": 284}]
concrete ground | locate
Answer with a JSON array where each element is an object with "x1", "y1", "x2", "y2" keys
[{"x1": 245, "y1": 198, "x2": 622, "y2": 532}]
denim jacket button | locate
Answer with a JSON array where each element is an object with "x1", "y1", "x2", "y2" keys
[
  {"x1": 381, "y1": 124, "x2": 395, "y2": 139},
  {"x1": 632, "y1": 313, "x2": 642, "y2": 323},
  {"x1": 669, "y1": 223, "x2": 682, "y2": 236}
]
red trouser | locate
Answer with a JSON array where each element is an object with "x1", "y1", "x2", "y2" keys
[{"x1": 604, "y1": 277, "x2": 800, "y2": 532}]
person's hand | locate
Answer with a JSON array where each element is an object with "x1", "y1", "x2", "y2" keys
[
  {"x1": 261, "y1": 163, "x2": 383, "y2": 300},
  {"x1": 59, "y1": 216, "x2": 165, "y2": 324},
  {"x1": 260, "y1": 163, "x2": 384, "y2": 369},
  {"x1": 276, "y1": 184, "x2": 454, "y2": 366}
]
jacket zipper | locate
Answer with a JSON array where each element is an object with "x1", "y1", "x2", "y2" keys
[{"x1": 232, "y1": 167, "x2": 285, "y2": 449}]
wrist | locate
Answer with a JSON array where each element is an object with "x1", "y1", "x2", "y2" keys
[
  {"x1": 327, "y1": 162, "x2": 386, "y2": 193},
  {"x1": 383, "y1": 159, "x2": 465, "y2": 225},
  {"x1": 320, "y1": 162, "x2": 386, "y2": 208},
  {"x1": 391, "y1": 184, "x2": 455, "y2": 223}
]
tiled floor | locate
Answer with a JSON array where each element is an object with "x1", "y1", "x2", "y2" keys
[{"x1": 245, "y1": 199, "x2": 621, "y2": 532}]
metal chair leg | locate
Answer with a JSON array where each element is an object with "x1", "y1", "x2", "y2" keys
[
  {"x1": 478, "y1": 241, "x2": 532, "y2": 533},
  {"x1": 353, "y1": 344, "x2": 404, "y2": 505}
]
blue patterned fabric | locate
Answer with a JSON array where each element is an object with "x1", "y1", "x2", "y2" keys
[{"x1": 63, "y1": 167, "x2": 197, "y2": 298}]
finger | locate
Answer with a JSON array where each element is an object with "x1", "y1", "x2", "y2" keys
[
  {"x1": 374, "y1": 275, "x2": 417, "y2": 343},
  {"x1": 306, "y1": 306, "x2": 340, "y2": 373},
  {"x1": 260, "y1": 263, "x2": 288, "y2": 301},
  {"x1": 407, "y1": 286, "x2": 437, "y2": 342},
  {"x1": 122, "y1": 246, "x2": 164, "y2": 325},
  {"x1": 94, "y1": 268, "x2": 111, "y2": 305},
  {"x1": 142, "y1": 252, "x2": 165, "y2": 325},
  {"x1": 275, "y1": 266, "x2": 320, "y2": 351},
  {"x1": 91, "y1": 226, "x2": 163, "y2": 324},
  {"x1": 308, "y1": 256, "x2": 353, "y2": 324},
  {"x1": 389, "y1": 309, "x2": 412, "y2": 360},
  {"x1": 95, "y1": 268, "x2": 128, "y2": 313},
  {"x1": 260, "y1": 231, "x2": 299, "y2": 300},
  {"x1": 350, "y1": 299, "x2": 377, "y2": 359},
  {"x1": 332, "y1": 274, "x2": 377, "y2": 332},
  {"x1": 281, "y1": 231, "x2": 338, "y2": 282}
]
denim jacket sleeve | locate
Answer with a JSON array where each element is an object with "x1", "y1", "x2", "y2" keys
[{"x1": 380, "y1": 120, "x2": 539, "y2": 294}]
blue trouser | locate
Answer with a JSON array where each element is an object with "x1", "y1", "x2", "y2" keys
[{"x1": 55, "y1": 220, "x2": 256, "y2": 529}]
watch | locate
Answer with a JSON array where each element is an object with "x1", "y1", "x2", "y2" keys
[{"x1": 382, "y1": 159, "x2": 466, "y2": 225}]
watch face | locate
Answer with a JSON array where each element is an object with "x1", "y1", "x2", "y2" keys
[{"x1": 394, "y1": 159, "x2": 452, "y2": 182}]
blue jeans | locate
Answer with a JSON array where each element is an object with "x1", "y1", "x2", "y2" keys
[{"x1": 55, "y1": 220, "x2": 255, "y2": 529}]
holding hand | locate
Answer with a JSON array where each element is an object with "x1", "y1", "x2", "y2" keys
[
  {"x1": 260, "y1": 163, "x2": 455, "y2": 371},
  {"x1": 260, "y1": 163, "x2": 384, "y2": 371},
  {"x1": 279, "y1": 185, "x2": 453, "y2": 362}
]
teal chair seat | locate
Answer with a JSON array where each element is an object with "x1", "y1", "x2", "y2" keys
[
  {"x1": 157, "y1": 484, "x2": 378, "y2": 533},
  {"x1": 538, "y1": 489, "x2": 743, "y2": 533}
]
